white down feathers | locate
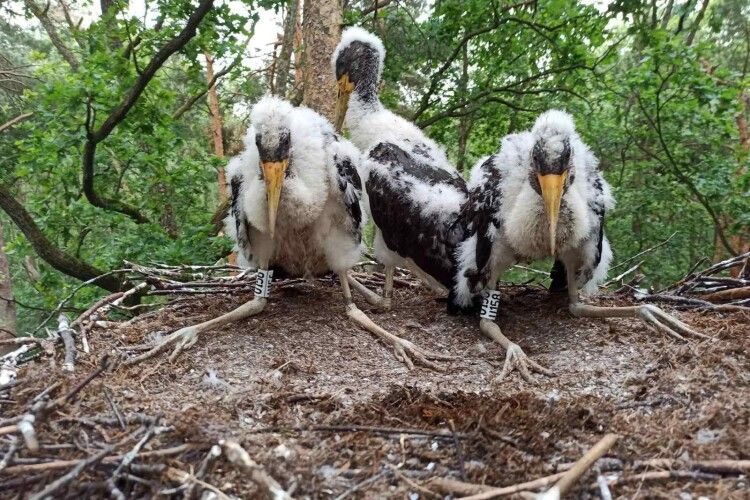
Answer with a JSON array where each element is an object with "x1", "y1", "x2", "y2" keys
[
  {"x1": 224, "y1": 96, "x2": 366, "y2": 275},
  {"x1": 472, "y1": 110, "x2": 615, "y2": 295}
]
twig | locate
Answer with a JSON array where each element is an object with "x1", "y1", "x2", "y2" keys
[
  {"x1": 595, "y1": 467, "x2": 612, "y2": 500},
  {"x1": 220, "y1": 440, "x2": 293, "y2": 499},
  {"x1": 115, "y1": 423, "x2": 171, "y2": 477},
  {"x1": 388, "y1": 465, "x2": 441, "y2": 498},
  {"x1": 700, "y1": 286, "x2": 750, "y2": 302},
  {"x1": 32, "y1": 269, "x2": 131, "y2": 335},
  {"x1": 335, "y1": 469, "x2": 390, "y2": 500},
  {"x1": 599, "y1": 469, "x2": 721, "y2": 487},
  {"x1": 72, "y1": 292, "x2": 125, "y2": 328},
  {"x1": 184, "y1": 444, "x2": 222, "y2": 498},
  {"x1": 28, "y1": 446, "x2": 114, "y2": 500},
  {"x1": 166, "y1": 467, "x2": 231, "y2": 499},
  {"x1": 250, "y1": 424, "x2": 466, "y2": 440},
  {"x1": 0, "y1": 443, "x2": 201, "y2": 475},
  {"x1": 537, "y1": 434, "x2": 619, "y2": 499},
  {"x1": 449, "y1": 420, "x2": 466, "y2": 480},
  {"x1": 0, "y1": 336, "x2": 42, "y2": 346},
  {"x1": 0, "y1": 344, "x2": 33, "y2": 386},
  {"x1": 106, "y1": 478, "x2": 126, "y2": 500},
  {"x1": 57, "y1": 314, "x2": 76, "y2": 372},
  {"x1": 602, "y1": 262, "x2": 642, "y2": 288},
  {"x1": 54, "y1": 354, "x2": 111, "y2": 406},
  {"x1": 610, "y1": 232, "x2": 676, "y2": 272},
  {"x1": 103, "y1": 388, "x2": 126, "y2": 430},
  {"x1": 0, "y1": 436, "x2": 18, "y2": 472},
  {"x1": 432, "y1": 471, "x2": 567, "y2": 498},
  {"x1": 632, "y1": 458, "x2": 750, "y2": 474}
]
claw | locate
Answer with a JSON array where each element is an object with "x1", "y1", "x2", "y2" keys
[
  {"x1": 494, "y1": 343, "x2": 552, "y2": 384},
  {"x1": 347, "y1": 304, "x2": 449, "y2": 371},
  {"x1": 636, "y1": 304, "x2": 712, "y2": 341},
  {"x1": 480, "y1": 319, "x2": 552, "y2": 384},
  {"x1": 570, "y1": 302, "x2": 710, "y2": 342}
]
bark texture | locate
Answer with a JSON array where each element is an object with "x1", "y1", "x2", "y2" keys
[
  {"x1": 301, "y1": 0, "x2": 342, "y2": 121},
  {"x1": 0, "y1": 221, "x2": 17, "y2": 351},
  {"x1": 275, "y1": 0, "x2": 301, "y2": 97}
]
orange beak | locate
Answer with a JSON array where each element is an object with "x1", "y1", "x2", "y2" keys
[
  {"x1": 334, "y1": 74, "x2": 354, "y2": 133},
  {"x1": 261, "y1": 159, "x2": 289, "y2": 239},
  {"x1": 537, "y1": 172, "x2": 568, "y2": 255}
]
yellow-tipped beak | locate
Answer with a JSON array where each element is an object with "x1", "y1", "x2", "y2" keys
[
  {"x1": 334, "y1": 74, "x2": 354, "y2": 133},
  {"x1": 537, "y1": 172, "x2": 568, "y2": 255},
  {"x1": 262, "y1": 159, "x2": 289, "y2": 239}
]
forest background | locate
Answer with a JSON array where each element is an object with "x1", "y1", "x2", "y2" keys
[{"x1": 0, "y1": 0, "x2": 747, "y2": 336}]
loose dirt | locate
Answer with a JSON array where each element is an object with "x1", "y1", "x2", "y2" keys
[{"x1": 4, "y1": 276, "x2": 749, "y2": 498}]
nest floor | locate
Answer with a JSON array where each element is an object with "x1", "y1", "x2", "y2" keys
[{"x1": 4, "y1": 277, "x2": 749, "y2": 498}]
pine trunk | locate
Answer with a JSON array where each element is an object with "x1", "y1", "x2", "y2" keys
[
  {"x1": 205, "y1": 53, "x2": 234, "y2": 266},
  {"x1": 301, "y1": 0, "x2": 342, "y2": 121},
  {"x1": 275, "y1": 0, "x2": 301, "y2": 97}
]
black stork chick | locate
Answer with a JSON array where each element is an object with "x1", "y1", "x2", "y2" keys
[
  {"x1": 127, "y1": 97, "x2": 438, "y2": 368},
  {"x1": 332, "y1": 27, "x2": 476, "y2": 311},
  {"x1": 456, "y1": 110, "x2": 708, "y2": 381}
]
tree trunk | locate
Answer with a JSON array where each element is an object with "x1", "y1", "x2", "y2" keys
[
  {"x1": 0, "y1": 221, "x2": 17, "y2": 352},
  {"x1": 275, "y1": 0, "x2": 301, "y2": 97},
  {"x1": 729, "y1": 92, "x2": 750, "y2": 274},
  {"x1": 205, "y1": 53, "x2": 228, "y2": 202},
  {"x1": 205, "y1": 53, "x2": 235, "y2": 266},
  {"x1": 686, "y1": 0, "x2": 709, "y2": 46},
  {"x1": 290, "y1": 6, "x2": 305, "y2": 104},
  {"x1": 301, "y1": 0, "x2": 342, "y2": 121}
]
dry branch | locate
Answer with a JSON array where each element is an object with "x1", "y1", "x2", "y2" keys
[
  {"x1": 220, "y1": 440, "x2": 293, "y2": 499},
  {"x1": 537, "y1": 434, "x2": 619, "y2": 499},
  {"x1": 432, "y1": 471, "x2": 567, "y2": 499},
  {"x1": 28, "y1": 446, "x2": 114, "y2": 500},
  {"x1": 57, "y1": 314, "x2": 76, "y2": 372}
]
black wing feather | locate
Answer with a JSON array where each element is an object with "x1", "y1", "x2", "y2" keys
[
  {"x1": 456, "y1": 155, "x2": 503, "y2": 293},
  {"x1": 334, "y1": 154, "x2": 363, "y2": 238},
  {"x1": 366, "y1": 142, "x2": 467, "y2": 290}
]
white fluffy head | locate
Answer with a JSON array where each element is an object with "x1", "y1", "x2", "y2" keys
[
  {"x1": 532, "y1": 110, "x2": 577, "y2": 142},
  {"x1": 250, "y1": 95, "x2": 294, "y2": 158},
  {"x1": 331, "y1": 26, "x2": 386, "y2": 81}
]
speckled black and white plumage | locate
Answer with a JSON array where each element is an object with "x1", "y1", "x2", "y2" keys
[
  {"x1": 455, "y1": 110, "x2": 615, "y2": 305},
  {"x1": 333, "y1": 28, "x2": 478, "y2": 312},
  {"x1": 225, "y1": 96, "x2": 366, "y2": 277},
  {"x1": 364, "y1": 142, "x2": 472, "y2": 309}
]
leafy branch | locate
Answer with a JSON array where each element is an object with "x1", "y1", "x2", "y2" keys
[
  {"x1": 82, "y1": 0, "x2": 215, "y2": 224},
  {"x1": 410, "y1": 0, "x2": 537, "y2": 120},
  {"x1": 0, "y1": 184, "x2": 125, "y2": 292}
]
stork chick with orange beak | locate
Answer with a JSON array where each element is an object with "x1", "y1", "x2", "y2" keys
[
  {"x1": 127, "y1": 97, "x2": 442, "y2": 367},
  {"x1": 455, "y1": 111, "x2": 708, "y2": 380}
]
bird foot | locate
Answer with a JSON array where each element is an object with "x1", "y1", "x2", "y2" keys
[
  {"x1": 346, "y1": 304, "x2": 451, "y2": 371},
  {"x1": 493, "y1": 342, "x2": 553, "y2": 384},
  {"x1": 390, "y1": 335, "x2": 452, "y2": 371},
  {"x1": 123, "y1": 326, "x2": 200, "y2": 366},
  {"x1": 635, "y1": 304, "x2": 711, "y2": 341},
  {"x1": 569, "y1": 302, "x2": 710, "y2": 342}
]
